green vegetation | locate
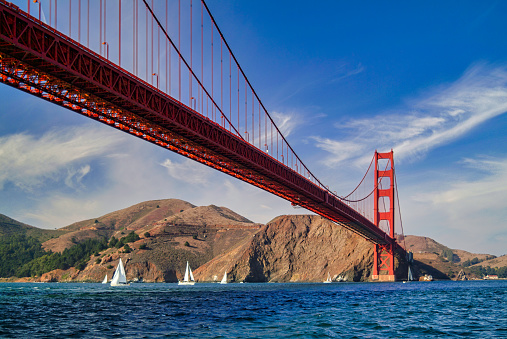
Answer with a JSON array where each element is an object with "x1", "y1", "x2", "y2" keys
[
  {"x1": 440, "y1": 248, "x2": 454, "y2": 262},
  {"x1": 462, "y1": 257, "x2": 481, "y2": 267},
  {"x1": 469, "y1": 265, "x2": 507, "y2": 278},
  {"x1": 144, "y1": 232, "x2": 150, "y2": 238},
  {"x1": 0, "y1": 234, "x2": 47, "y2": 277},
  {"x1": 0, "y1": 231, "x2": 141, "y2": 278},
  {"x1": 139, "y1": 244, "x2": 147, "y2": 250},
  {"x1": 16, "y1": 238, "x2": 109, "y2": 277},
  {"x1": 462, "y1": 255, "x2": 497, "y2": 267},
  {"x1": 184, "y1": 241, "x2": 190, "y2": 247}
]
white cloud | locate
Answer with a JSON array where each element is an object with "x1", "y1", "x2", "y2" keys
[
  {"x1": 413, "y1": 156, "x2": 507, "y2": 207},
  {"x1": 311, "y1": 137, "x2": 364, "y2": 167},
  {"x1": 22, "y1": 195, "x2": 101, "y2": 228},
  {"x1": 64, "y1": 165, "x2": 91, "y2": 189},
  {"x1": 271, "y1": 111, "x2": 302, "y2": 137},
  {"x1": 313, "y1": 63, "x2": 507, "y2": 167},
  {"x1": 161, "y1": 158, "x2": 211, "y2": 184},
  {"x1": 0, "y1": 126, "x2": 122, "y2": 191},
  {"x1": 404, "y1": 155, "x2": 507, "y2": 256}
]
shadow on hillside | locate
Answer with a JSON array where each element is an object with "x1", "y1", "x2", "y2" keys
[{"x1": 413, "y1": 259, "x2": 450, "y2": 280}]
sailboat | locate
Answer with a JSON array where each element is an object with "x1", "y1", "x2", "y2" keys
[
  {"x1": 323, "y1": 272, "x2": 332, "y2": 283},
  {"x1": 101, "y1": 274, "x2": 108, "y2": 284},
  {"x1": 110, "y1": 258, "x2": 129, "y2": 286},
  {"x1": 178, "y1": 261, "x2": 195, "y2": 285},
  {"x1": 220, "y1": 271, "x2": 228, "y2": 284}
]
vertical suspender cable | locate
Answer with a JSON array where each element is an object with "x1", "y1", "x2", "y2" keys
[
  {"x1": 119, "y1": 0, "x2": 121, "y2": 66},
  {"x1": 157, "y1": 9, "x2": 160, "y2": 86},
  {"x1": 168, "y1": 0, "x2": 171, "y2": 95},
  {"x1": 221, "y1": 37, "x2": 223, "y2": 125},
  {"x1": 211, "y1": 23, "x2": 213, "y2": 120},
  {"x1": 87, "y1": 0, "x2": 89, "y2": 47},
  {"x1": 229, "y1": 53, "x2": 231, "y2": 131},
  {"x1": 178, "y1": 0, "x2": 181, "y2": 102},
  {"x1": 201, "y1": 1, "x2": 203, "y2": 113},
  {"x1": 78, "y1": 0, "x2": 81, "y2": 42},
  {"x1": 237, "y1": 66, "x2": 239, "y2": 135},
  {"x1": 145, "y1": 7, "x2": 148, "y2": 79},
  {"x1": 190, "y1": 0, "x2": 193, "y2": 106},
  {"x1": 99, "y1": 0, "x2": 102, "y2": 55},
  {"x1": 133, "y1": 0, "x2": 136, "y2": 75},
  {"x1": 104, "y1": 1, "x2": 106, "y2": 48},
  {"x1": 252, "y1": 91, "x2": 254, "y2": 145},
  {"x1": 245, "y1": 79, "x2": 247, "y2": 141},
  {"x1": 151, "y1": 0, "x2": 154, "y2": 84}
]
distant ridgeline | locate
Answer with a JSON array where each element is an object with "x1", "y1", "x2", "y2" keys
[{"x1": 0, "y1": 232, "x2": 140, "y2": 278}]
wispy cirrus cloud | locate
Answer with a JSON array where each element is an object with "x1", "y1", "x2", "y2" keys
[
  {"x1": 413, "y1": 156, "x2": 507, "y2": 206},
  {"x1": 313, "y1": 63, "x2": 507, "y2": 167},
  {"x1": 0, "y1": 126, "x2": 122, "y2": 191},
  {"x1": 271, "y1": 111, "x2": 303, "y2": 138},
  {"x1": 405, "y1": 155, "x2": 507, "y2": 255},
  {"x1": 161, "y1": 158, "x2": 211, "y2": 184}
]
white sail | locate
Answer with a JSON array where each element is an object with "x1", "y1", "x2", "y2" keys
[
  {"x1": 102, "y1": 274, "x2": 108, "y2": 284},
  {"x1": 179, "y1": 261, "x2": 195, "y2": 285},
  {"x1": 189, "y1": 264, "x2": 194, "y2": 282},
  {"x1": 324, "y1": 272, "x2": 332, "y2": 283},
  {"x1": 220, "y1": 271, "x2": 227, "y2": 284},
  {"x1": 183, "y1": 262, "x2": 190, "y2": 282},
  {"x1": 111, "y1": 258, "x2": 128, "y2": 286}
]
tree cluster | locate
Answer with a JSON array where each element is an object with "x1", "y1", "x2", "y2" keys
[
  {"x1": 0, "y1": 231, "x2": 141, "y2": 278},
  {"x1": 108, "y1": 232, "x2": 140, "y2": 249},
  {"x1": 469, "y1": 265, "x2": 507, "y2": 278}
]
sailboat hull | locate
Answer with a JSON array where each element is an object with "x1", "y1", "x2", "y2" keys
[{"x1": 178, "y1": 281, "x2": 195, "y2": 285}]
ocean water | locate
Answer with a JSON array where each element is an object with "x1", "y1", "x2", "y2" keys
[{"x1": 0, "y1": 280, "x2": 506, "y2": 338}]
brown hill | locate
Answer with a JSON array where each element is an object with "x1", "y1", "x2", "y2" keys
[
  {"x1": 402, "y1": 235, "x2": 491, "y2": 264},
  {"x1": 472, "y1": 255, "x2": 507, "y2": 269},
  {"x1": 195, "y1": 214, "x2": 408, "y2": 283},
  {"x1": 399, "y1": 235, "x2": 495, "y2": 279},
  {"x1": 39, "y1": 199, "x2": 262, "y2": 282},
  {"x1": 43, "y1": 198, "x2": 196, "y2": 253}
]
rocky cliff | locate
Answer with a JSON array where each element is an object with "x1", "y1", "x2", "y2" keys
[{"x1": 195, "y1": 214, "x2": 381, "y2": 282}]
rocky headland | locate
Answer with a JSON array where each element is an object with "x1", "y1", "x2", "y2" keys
[{"x1": 0, "y1": 199, "x2": 502, "y2": 283}]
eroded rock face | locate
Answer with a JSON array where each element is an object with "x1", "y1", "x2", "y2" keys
[{"x1": 195, "y1": 215, "x2": 376, "y2": 282}]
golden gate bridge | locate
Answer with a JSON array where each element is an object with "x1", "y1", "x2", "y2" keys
[{"x1": 0, "y1": 0, "x2": 406, "y2": 281}]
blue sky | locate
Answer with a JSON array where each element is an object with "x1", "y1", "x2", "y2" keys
[{"x1": 1, "y1": 1, "x2": 507, "y2": 256}]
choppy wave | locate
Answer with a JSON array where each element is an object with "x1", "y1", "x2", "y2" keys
[{"x1": 0, "y1": 280, "x2": 506, "y2": 338}]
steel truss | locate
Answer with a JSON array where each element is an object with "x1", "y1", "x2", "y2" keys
[{"x1": 0, "y1": 1, "x2": 394, "y2": 244}]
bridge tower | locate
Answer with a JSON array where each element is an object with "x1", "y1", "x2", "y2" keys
[{"x1": 372, "y1": 150, "x2": 396, "y2": 282}]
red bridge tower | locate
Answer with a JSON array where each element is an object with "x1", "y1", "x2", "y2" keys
[{"x1": 372, "y1": 150, "x2": 396, "y2": 281}]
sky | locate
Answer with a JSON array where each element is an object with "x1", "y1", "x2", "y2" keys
[{"x1": 1, "y1": 1, "x2": 506, "y2": 256}]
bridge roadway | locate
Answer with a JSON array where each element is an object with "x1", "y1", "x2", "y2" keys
[{"x1": 0, "y1": 1, "x2": 394, "y2": 245}]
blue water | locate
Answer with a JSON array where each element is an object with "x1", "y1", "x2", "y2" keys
[{"x1": 0, "y1": 281, "x2": 506, "y2": 338}]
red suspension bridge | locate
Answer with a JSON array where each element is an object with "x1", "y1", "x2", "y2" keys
[{"x1": 0, "y1": 0, "x2": 405, "y2": 281}]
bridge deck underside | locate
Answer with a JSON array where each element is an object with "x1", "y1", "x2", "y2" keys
[{"x1": 0, "y1": 2, "x2": 392, "y2": 244}]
